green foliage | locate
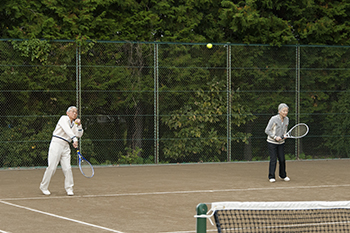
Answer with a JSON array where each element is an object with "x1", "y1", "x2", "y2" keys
[
  {"x1": 11, "y1": 39, "x2": 51, "y2": 63},
  {"x1": 117, "y1": 147, "x2": 143, "y2": 164},
  {"x1": 252, "y1": 155, "x2": 265, "y2": 161},
  {"x1": 2, "y1": 0, "x2": 350, "y2": 45},
  {"x1": 260, "y1": 153, "x2": 313, "y2": 161},
  {"x1": 284, "y1": 153, "x2": 313, "y2": 160},
  {"x1": 0, "y1": 117, "x2": 53, "y2": 167},
  {"x1": 323, "y1": 91, "x2": 350, "y2": 158},
  {"x1": 162, "y1": 78, "x2": 254, "y2": 161},
  {"x1": 219, "y1": 0, "x2": 296, "y2": 45},
  {"x1": 2, "y1": 0, "x2": 350, "y2": 166},
  {"x1": 2, "y1": 40, "x2": 350, "y2": 165},
  {"x1": 74, "y1": 137, "x2": 95, "y2": 164}
]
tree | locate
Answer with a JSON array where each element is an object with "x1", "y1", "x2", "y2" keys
[
  {"x1": 2, "y1": 0, "x2": 350, "y2": 166},
  {"x1": 162, "y1": 78, "x2": 254, "y2": 162},
  {"x1": 217, "y1": 0, "x2": 350, "y2": 45},
  {"x1": 324, "y1": 91, "x2": 350, "y2": 157}
]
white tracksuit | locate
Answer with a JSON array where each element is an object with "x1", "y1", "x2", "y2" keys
[{"x1": 40, "y1": 115, "x2": 84, "y2": 193}]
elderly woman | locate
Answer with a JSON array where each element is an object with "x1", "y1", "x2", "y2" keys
[{"x1": 265, "y1": 103, "x2": 290, "y2": 183}]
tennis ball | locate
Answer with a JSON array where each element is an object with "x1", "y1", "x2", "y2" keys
[{"x1": 207, "y1": 43, "x2": 213, "y2": 49}]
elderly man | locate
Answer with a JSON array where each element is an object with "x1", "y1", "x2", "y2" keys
[{"x1": 40, "y1": 106, "x2": 84, "y2": 196}]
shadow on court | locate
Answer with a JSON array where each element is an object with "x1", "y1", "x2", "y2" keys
[{"x1": 0, "y1": 159, "x2": 350, "y2": 233}]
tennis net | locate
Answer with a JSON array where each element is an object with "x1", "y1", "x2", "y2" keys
[{"x1": 195, "y1": 201, "x2": 350, "y2": 232}]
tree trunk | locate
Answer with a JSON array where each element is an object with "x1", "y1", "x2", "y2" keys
[
  {"x1": 132, "y1": 102, "x2": 143, "y2": 156},
  {"x1": 244, "y1": 122, "x2": 253, "y2": 161}
]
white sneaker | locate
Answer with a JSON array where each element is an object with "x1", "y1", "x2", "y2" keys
[
  {"x1": 279, "y1": 176, "x2": 290, "y2": 181},
  {"x1": 269, "y1": 178, "x2": 276, "y2": 183},
  {"x1": 67, "y1": 190, "x2": 74, "y2": 196},
  {"x1": 40, "y1": 188, "x2": 51, "y2": 195}
]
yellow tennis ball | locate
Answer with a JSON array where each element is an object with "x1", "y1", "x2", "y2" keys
[{"x1": 207, "y1": 43, "x2": 213, "y2": 49}]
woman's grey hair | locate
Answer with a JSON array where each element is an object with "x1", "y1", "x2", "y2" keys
[
  {"x1": 278, "y1": 103, "x2": 289, "y2": 112},
  {"x1": 67, "y1": 106, "x2": 77, "y2": 112}
]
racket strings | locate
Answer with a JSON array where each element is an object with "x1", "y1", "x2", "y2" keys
[
  {"x1": 80, "y1": 159, "x2": 94, "y2": 177},
  {"x1": 290, "y1": 125, "x2": 307, "y2": 137}
]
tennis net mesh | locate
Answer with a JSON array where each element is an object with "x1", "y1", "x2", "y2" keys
[{"x1": 197, "y1": 201, "x2": 350, "y2": 232}]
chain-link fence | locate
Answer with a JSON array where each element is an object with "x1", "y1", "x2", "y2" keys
[{"x1": 1, "y1": 39, "x2": 350, "y2": 168}]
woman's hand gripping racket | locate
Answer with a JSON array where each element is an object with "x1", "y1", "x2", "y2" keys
[
  {"x1": 77, "y1": 149, "x2": 94, "y2": 178},
  {"x1": 282, "y1": 123, "x2": 309, "y2": 139}
]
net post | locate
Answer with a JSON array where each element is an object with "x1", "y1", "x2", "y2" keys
[{"x1": 196, "y1": 203, "x2": 208, "y2": 233}]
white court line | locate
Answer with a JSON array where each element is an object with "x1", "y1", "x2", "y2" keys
[
  {"x1": 161, "y1": 230, "x2": 217, "y2": 233},
  {"x1": 0, "y1": 230, "x2": 11, "y2": 233},
  {"x1": 1, "y1": 184, "x2": 349, "y2": 233},
  {"x1": 0, "y1": 200, "x2": 123, "y2": 233},
  {"x1": 1, "y1": 184, "x2": 350, "y2": 201}
]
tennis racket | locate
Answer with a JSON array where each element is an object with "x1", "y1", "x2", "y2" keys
[
  {"x1": 77, "y1": 149, "x2": 94, "y2": 178},
  {"x1": 282, "y1": 123, "x2": 309, "y2": 139}
]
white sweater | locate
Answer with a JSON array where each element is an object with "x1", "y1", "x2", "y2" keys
[
  {"x1": 265, "y1": 114, "x2": 289, "y2": 145},
  {"x1": 52, "y1": 115, "x2": 84, "y2": 143}
]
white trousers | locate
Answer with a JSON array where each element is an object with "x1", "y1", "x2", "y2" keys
[{"x1": 40, "y1": 138, "x2": 74, "y2": 193}]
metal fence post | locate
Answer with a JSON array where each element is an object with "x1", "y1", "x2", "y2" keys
[
  {"x1": 295, "y1": 45, "x2": 300, "y2": 159},
  {"x1": 76, "y1": 44, "x2": 82, "y2": 151},
  {"x1": 227, "y1": 44, "x2": 232, "y2": 162},
  {"x1": 154, "y1": 43, "x2": 159, "y2": 164}
]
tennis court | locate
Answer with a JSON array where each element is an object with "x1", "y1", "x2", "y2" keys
[{"x1": 1, "y1": 159, "x2": 350, "y2": 233}]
